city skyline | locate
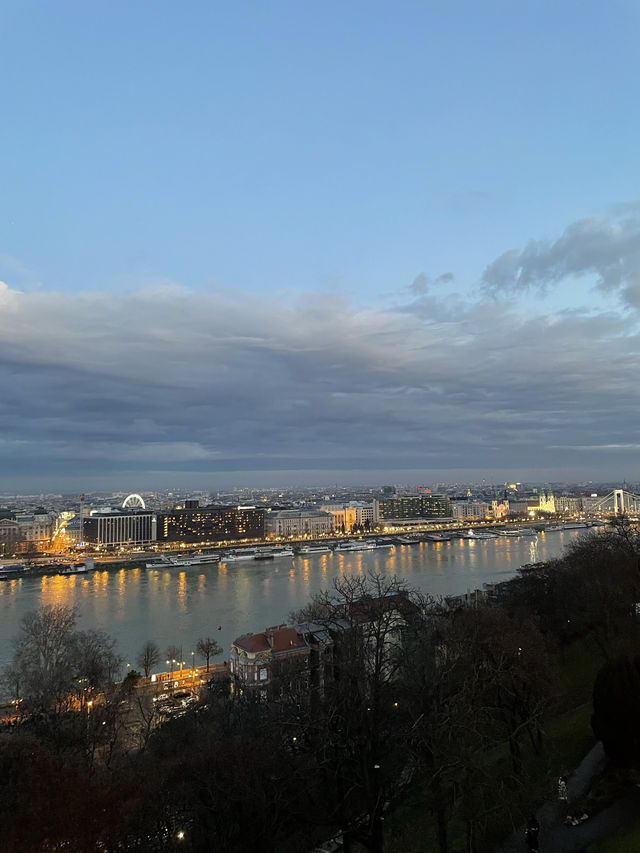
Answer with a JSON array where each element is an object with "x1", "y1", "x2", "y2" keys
[{"x1": 2, "y1": 2, "x2": 640, "y2": 490}]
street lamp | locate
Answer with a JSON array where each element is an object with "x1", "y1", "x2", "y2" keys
[{"x1": 191, "y1": 650, "x2": 195, "y2": 679}]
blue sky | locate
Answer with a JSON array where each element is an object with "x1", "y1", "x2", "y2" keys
[{"x1": 1, "y1": 1, "x2": 640, "y2": 490}]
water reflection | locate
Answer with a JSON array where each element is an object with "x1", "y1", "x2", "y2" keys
[{"x1": 0, "y1": 531, "x2": 585, "y2": 674}]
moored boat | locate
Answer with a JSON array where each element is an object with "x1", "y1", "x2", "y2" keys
[
  {"x1": 297, "y1": 545, "x2": 332, "y2": 555},
  {"x1": 57, "y1": 562, "x2": 89, "y2": 575},
  {"x1": 334, "y1": 541, "x2": 377, "y2": 552},
  {"x1": 220, "y1": 549, "x2": 259, "y2": 562},
  {"x1": 146, "y1": 553, "x2": 219, "y2": 569}
]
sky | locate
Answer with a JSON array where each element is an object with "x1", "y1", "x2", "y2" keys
[{"x1": 2, "y1": 0, "x2": 640, "y2": 492}]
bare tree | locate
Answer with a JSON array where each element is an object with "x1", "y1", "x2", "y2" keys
[
  {"x1": 166, "y1": 644, "x2": 182, "y2": 674},
  {"x1": 11, "y1": 604, "x2": 78, "y2": 712},
  {"x1": 8, "y1": 605, "x2": 122, "y2": 715},
  {"x1": 0, "y1": 665, "x2": 22, "y2": 707},
  {"x1": 137, "y1": 640, "x2": 161, "y2": 678},
  {"x1": 196, "y1": 637, "x2": 222, "y2": 672},
  {"x1": 292, "y1": 572, "x2": 434, "y2": 853}
]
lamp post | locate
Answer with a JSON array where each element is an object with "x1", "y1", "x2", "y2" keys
[{"x1": 191, "y1": 651, "x2": 195, "y2": 680}]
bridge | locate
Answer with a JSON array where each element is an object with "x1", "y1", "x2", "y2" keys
[{"x1": 585, "y1": 489, "x2": 640, "y2": 515}]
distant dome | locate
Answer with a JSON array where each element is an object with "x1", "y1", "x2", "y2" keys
[{"x1": 122, "y1": 494, "x2": 146, "y2": 510}]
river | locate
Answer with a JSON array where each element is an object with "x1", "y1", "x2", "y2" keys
[{"x1": 0, "y1": 530, "x2": 585, "y2": 680}]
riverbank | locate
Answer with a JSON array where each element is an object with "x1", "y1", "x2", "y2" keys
[{"x1": 1, "y1": 519, "x2": 594, "y2": 579}]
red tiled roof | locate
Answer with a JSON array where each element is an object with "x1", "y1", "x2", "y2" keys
[
  {"x1": 270, "y1": 627, "x2": 307, "y2": 652},
  {"x1": 234, "y1": 627, "x2": 307, "y2": 654},
  {"x1": 234, "y1": 633, "x2": 270, "y2": 653}
]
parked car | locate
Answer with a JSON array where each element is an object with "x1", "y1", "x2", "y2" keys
[{"x1": 173, "y1": 690, "x2": 191, "y2": 700}]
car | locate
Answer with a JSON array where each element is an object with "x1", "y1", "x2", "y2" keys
[
  {"x1": 173, "y1": 690, "x2": 191, "y2": 700},
  {"x1": 154, "y1": 693, "x2": 169, "y2": 702}
]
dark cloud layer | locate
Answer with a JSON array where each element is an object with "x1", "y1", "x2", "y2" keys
[{"x1": 2, "y1": 212, "x2": 640, "y2": 489}]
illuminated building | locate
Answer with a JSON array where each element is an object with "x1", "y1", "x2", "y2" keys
[
  {"x1": 266, "y1": 509, "x2": 334, "y2": 537},
  {"x1": 451, "y1": 500, "x2": 490, "y2": 520},
  {"x1": 374, "y1": 494, "x2": 452, "y2": 524},
  {"x1": 83, "y1": 510, "x2": 157, "y2": 547},
  {"x1": 319, "y1": 501, "x2": 377, "y2": 531},
  {"x1": 230, "y1": 622, "x2": 332, "y2": 701},
  {"x1": 156, "y1": 505, "x2": 265, "y2": 543},
  {"x1": 0, "y1": 517, "x2": 21, "y2": 552}
]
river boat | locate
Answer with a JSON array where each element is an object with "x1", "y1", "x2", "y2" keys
[
  {"x1": 460, "y1": 529, "x2": 497, "y2": 539},
  {"x1": 394, "y1": 536, "x2": 417, "y2": 545},
  {"x1": 57, "y1": 563, "x2": 89, "y2": 575},
  {"x1": 297, "y1": 545, "x2": 332, "y2": 555},
  {"x1": 268, "y1": 547, "x2": 295, "y2": 558},
  {"x1": 254, "y1": 547, "x2": 295, "y2": 561},
  {"x1": 0, "y1": 564, "x2": 27, "y2": 581},
  {"x1": 561, "y1": 522, "x2": 590, "y2": 530},
  {"x1": 423, "y1": 533, "x2": 451, "y2": 542},
  {"x1": 0, "y1": 563, "x2": 26, "y2": 574},
  {"x1": 334, "y1": 541, "x2": 377, "y2": 552},
  {"x1": 146, "y1": 554, "x2": 219, "y2": 569},
  {"x1": 500, "y1": 528, "x2": 537, "y2": 537},
  {"x1": 169, "y1": 554, "x2": 219, "y2": 567},
  {"x1": 220, "y1": 549, "x2": 259, "y2": 562}
]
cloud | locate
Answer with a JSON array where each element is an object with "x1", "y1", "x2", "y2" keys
[
  {"x1": 2, "y1": 228, "x2": 640, "y2": 490},
  {"x1": 482, "y1": 215, "x2": 640, "y2": 307}
]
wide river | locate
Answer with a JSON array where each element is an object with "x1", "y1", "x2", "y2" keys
[{"x1": 0, "y1": 530, "x2": 585, "y2": 680}]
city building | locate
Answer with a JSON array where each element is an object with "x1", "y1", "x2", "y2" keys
[
  {"x1": 0, "y1": 517, "x2": 21, "y2": 555},
  {"x1": 507, "y1": 499, "x2": 539, "y2": 516},
  {"x1": 230, "y1": 591, "x2": 419, "y2": 702},
  {"x1": 491, "y1": 499, "x2": 510, "y2": 520},
  {"x1": 82, "y1": 509, "x2": 157, "y2": 548},
  {"x1": 555, "y1": 495, "x2": 583, "y2": 514},
  {"x1": 374, "y1": 494, "x2": 452, "y2": 525},
  {"x1": 156, "y1": 504, "x2": 265, "y2": 544},
  {"x1": 319, "y1": 501, "x2": 377, "y2": 532},
  {"x1": 450, "y1": 500, "x2": 490, "y2": 521},
  {"x1": 15, "y1": 509, "x2": 57, "y2": 545},
  {"x1": 230, "y1": 625, "x2": 312, "y2": 700},
  {"x1": 266, "y1": 509, "x2": 334, "y2": 538}
]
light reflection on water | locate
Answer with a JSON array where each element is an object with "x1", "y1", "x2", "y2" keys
[{"x1": 0, "y1": 531, "x2": 584, "y2": 674}]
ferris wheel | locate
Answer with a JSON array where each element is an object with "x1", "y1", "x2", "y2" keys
[{"x1": 122, "y1": 493, "x2": 146, "y2": 510}]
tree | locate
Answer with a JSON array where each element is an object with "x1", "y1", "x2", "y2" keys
[
  {"x1": 292, "y1": 573, "x2": 433, "y2": 853},
  {"x1": 166, "y1": 644, "x2": 182, "y2": 674},
  {"x1": 196, "y1": 637, "x2": 222, "y2": 671},
  {"x1": 73, "y1": 628, "x2": 122, "y2": 704},
  {"x1": 592, "y1": 654, "x2": 640, "y2": 766},
  {"x1": 8, "y1": 605, "x2": 122, "y2": 714},
  {"x1": 137, "y1": 640, "x2": 161, "y2": 678},
  {"x1": 11, "y1": 604, "x2": 78, "y2": 712},
  {"x1": 0, "y1": 666, "x2": 22, "y2": 707}
]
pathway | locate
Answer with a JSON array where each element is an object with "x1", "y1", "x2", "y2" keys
[{"x1": 495, "y1": 742, "x2": 640, "y2": 852}]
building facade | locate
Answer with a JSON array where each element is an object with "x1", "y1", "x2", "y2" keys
[
  {"x1": 266, "y1": 509, "x2": 334, "y2": 538},
  {"x1": 230, "y1": 625, "x2": 311, "y2": 700},
  {"x1": 0, "y1": 518, "x2": 22, "y2": 554},
  {"x1": 15, "y1": 511, "x2": 57, "y2": 544},
  {"x1": 320, "y1": 501, "x2": 377, "y2": 532},
  {"x1": 374, "y1": 494, "x2": 452, "y2": 524},
  {"x1": 450, "y1": 500, "x2": 490, "y2": 521},
  {"x1": 156, "y1": 505, "x2": 265, "y2": 544},
  {"x1": 83, "y1": 510, "x2": 157, "y2": 547}
]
